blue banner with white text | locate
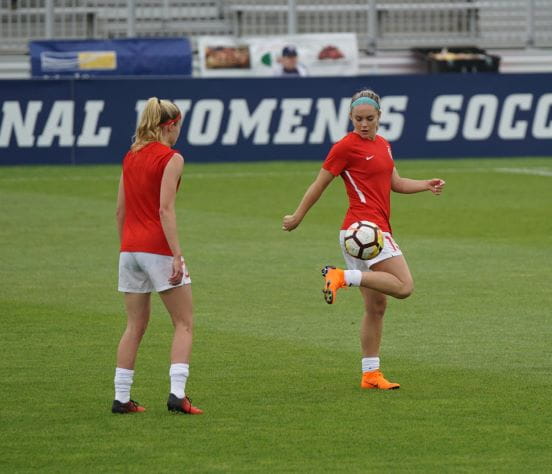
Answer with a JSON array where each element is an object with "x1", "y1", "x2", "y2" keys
[
  {"x1": 0, "y1": 74, "x2": 551, "y2": 165},
  {"x1": 30, "y1": 38, "x2": 192, "y2": 78}
]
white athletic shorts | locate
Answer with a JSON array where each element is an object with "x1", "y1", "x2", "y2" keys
[
  {"x1": 118, "y1": 252, "x2": 191, "y2": 293},
  {"x1": 339, "y1": 231, "x2": 403, "y2": 271}
]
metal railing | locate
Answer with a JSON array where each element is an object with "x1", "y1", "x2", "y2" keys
[
  {"x1": 226, "y1": 0, "x2": 552, "y2": 50},
  {"x1": 1, "y1": 0, "x2": 551, "y2": 53},
  {"x1": 0, "y1": 0, "x2": 230, "y2": 52}
]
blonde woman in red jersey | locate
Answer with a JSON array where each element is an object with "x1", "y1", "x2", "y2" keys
[
  {"x1": 112, "y1": 97, "x2": 202, "y2": 414},
  {"x1": 282, "y1": 89, "x2": 445, "y2": 390}
]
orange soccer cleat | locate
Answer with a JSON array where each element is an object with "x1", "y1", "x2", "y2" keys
[
  {"x1": 321, "y1": 266, "x2": 347, "y2": 304},
  {"x1": 361, "y1": 370, "x2": 400, "y2": 390},
  {"x1": 111, "y1": 399, "x2": 146, "y2": 414},
  {"x1": 167, "y1": 394, "x2": 203, "y2": 415}
]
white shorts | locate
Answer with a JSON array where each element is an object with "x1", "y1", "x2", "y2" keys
[
  {"x1": 339, "y1": 231, "x2": 403, "y2": 271},
  {"x1": 118, "y1": 252, "x2": 191, "y2": 293}
]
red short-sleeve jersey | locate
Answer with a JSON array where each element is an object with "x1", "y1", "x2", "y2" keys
[
  {"x1": 120, "y1": 142, "x2": 180, "y2": 256},
  {"x1": 323, "y1": 132, "x2": 394, "y2": 232}
]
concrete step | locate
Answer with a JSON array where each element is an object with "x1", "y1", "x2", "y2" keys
[
  {"x1": 358, "y1": 48, "x2": 552, "y2": 75},
  {"x1": 358, "y1": 52, "x2": 423, "y2": 75},
  {"x1": 0, "y1": 55, "x2": 31, "y2": 78},
  {"x1": 488, "y1": 48, "x2": 552, "y2": 73}
]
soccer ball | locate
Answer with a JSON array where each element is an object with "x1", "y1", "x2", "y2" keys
[{"x1": 344, "y1": 221, "x2": 384, "y2": 260}]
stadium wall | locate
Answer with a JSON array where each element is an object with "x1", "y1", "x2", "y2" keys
[{"x1": 1, "y1": 73, "x2": 551, "y2": 165}]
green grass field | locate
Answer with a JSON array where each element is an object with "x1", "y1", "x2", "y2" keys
[{"x1": 1, "y1": 157, "x2": 551, "y2": 472}]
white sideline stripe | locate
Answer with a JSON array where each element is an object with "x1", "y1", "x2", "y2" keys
[
  {"x1": 1, "y1": 167, "x2": 551, "y2": 182},
  {"x1": 494, "y1": 167, "x2": 552, "y2": 177},
  {"x1": 401, "y1": 167, "x2": 552, "y2": 175},
  {"x1": 0, "y1": 176, "x2": 119, "y2": 182},
  {"x1": 186, "y1": 171, "x2": 316, "y2": 179},
  {"x1": 343, "y1": 170, "x2": 366, "y2": 203},
  {"x1": 0, "y1": 170, "x2": 316, "y2": 182}
]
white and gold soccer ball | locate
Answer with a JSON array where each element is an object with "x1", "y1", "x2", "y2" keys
[{"x1": 344, "y1": 221, "x2": 384, "y2": 260}]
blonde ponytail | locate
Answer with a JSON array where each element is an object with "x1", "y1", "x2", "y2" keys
[{"x1": 131, "y1": 97, "x2": 181, "y2": 151}]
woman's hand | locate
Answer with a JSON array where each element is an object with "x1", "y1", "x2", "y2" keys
[
  {"x1": 168, "y1": 256, "x2": 184, "y2": 285},
  {"x1": 282, "y1": 214, "x2": 302, "y2": 231},
  {"x1": 427, "y1": 178, "x2": 446, "y2": 195},
  {"x1": 282, "y1": 169, "x2": 334, "y2": 231}
]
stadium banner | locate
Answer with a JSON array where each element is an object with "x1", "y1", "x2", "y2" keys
[
  {"x1": 197, "y1": 33, "x2": 359, "y2": 77},
  {"x1": 1, "y1": 73, "x2": 551, "y2": 165},
  {"x1": 30, "y1": 38, "x2": 193, "y2": 78}
]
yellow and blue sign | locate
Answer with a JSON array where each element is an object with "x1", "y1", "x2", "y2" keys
[
  {"x1": 30, "y1": 38, "x2": 192, "y2": 77},
  {"x1": 77, "y1": 51, "x2": 117, "y2": 70}
]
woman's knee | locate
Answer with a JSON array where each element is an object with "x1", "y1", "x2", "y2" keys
[
  {"x1": 126, "y1": 320, "x2": 148, "y2": 338},
  {"x1": 395, "y1": 280, "x2": 414, "y2": 299}
]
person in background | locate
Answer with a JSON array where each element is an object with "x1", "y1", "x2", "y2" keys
[
  {"x1": 112, "y1": 97, "x2": 202, "y2": 415},
  {"x1": 282, "y1": 88, "x2": 445, "y2": 391},
  {"x1": 273, "y1": 45, "x2": 308, "y2": 77}
]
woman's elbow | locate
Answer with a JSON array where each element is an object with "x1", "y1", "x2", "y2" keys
[{"x1": 159, "y1": 206, "x2": 173, "y2": 219}]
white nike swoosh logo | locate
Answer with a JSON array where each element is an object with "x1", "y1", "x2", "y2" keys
[{"x1": 365, "y1": 155, "x2": 374, "y2": 161}]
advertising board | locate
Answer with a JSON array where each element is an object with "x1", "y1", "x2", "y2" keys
[{"x1": 1, "y1": 74, "x2": 551, "y2": 165}]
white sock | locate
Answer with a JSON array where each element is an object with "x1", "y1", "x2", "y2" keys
[
  {"x1": 169, "y1": 363, "x2": 189, "y2": 399},
  {"x1": 114, "y1": 367, "x2": 134, "y2": 403},
  {"x1": 362, "y1": 357, "x2": 380, "y2": 373},
  {"x1": 344, "y1": 269, "x2": 362, "y2": 287}
]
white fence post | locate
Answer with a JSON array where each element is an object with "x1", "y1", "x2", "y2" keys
[
  {"x1": 367, "y1": 0, "x2": 377, "y2": 53},
  {"x1": 288, "y1": 0, "x2": 297, "y2": 35},
  {"x1": 45, "y1": 0, "x2": 54, "y2": 39},
  {"x1": 526, "y1": 0, "x2": 535, "y2": 47},
  {"x1": 163, "y1": 0, "x2": 170, "y2": 29},
  {"x1": 127, "y1": 0, "x2": 137, "y2": 38}
]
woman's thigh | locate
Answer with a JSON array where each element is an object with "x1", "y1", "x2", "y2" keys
[{"x1": 159, "y1": 284, "x2": 193, "y2": 327}]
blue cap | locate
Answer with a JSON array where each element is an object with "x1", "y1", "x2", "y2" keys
[{"x1": 282, "y1": 46, "x2": 298, "y2": 57}]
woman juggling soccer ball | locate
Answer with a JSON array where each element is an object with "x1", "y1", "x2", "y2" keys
[
  {"x1": 282, "y1": 89, "x2": 445, "y2": 390},
  {"x1": 112, "y1": 97, "x2": 202, "y2": 414}
]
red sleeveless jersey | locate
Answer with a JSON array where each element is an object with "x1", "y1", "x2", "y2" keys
[
  {"x1": 120, "y1": 142, "x2": 179, "y2": 256},
  {"x1": 322, "y1": 132, "x2": 394, "y2": 232}
]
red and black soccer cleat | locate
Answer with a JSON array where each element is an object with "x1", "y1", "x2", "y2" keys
[
  {"x1": 111, "y1": 399, "x2": 146, "y2": 414},
  {"x1": 167, "y1": 393, "x2": 203, "y2": 414}
]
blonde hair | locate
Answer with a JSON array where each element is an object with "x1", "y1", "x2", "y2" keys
[
  {"x1": 131, "y1": 97, "x2": 181, "y2": 151},
  {"x1": 350, "y1": 89, "x2": 381, "y2": 109}
]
